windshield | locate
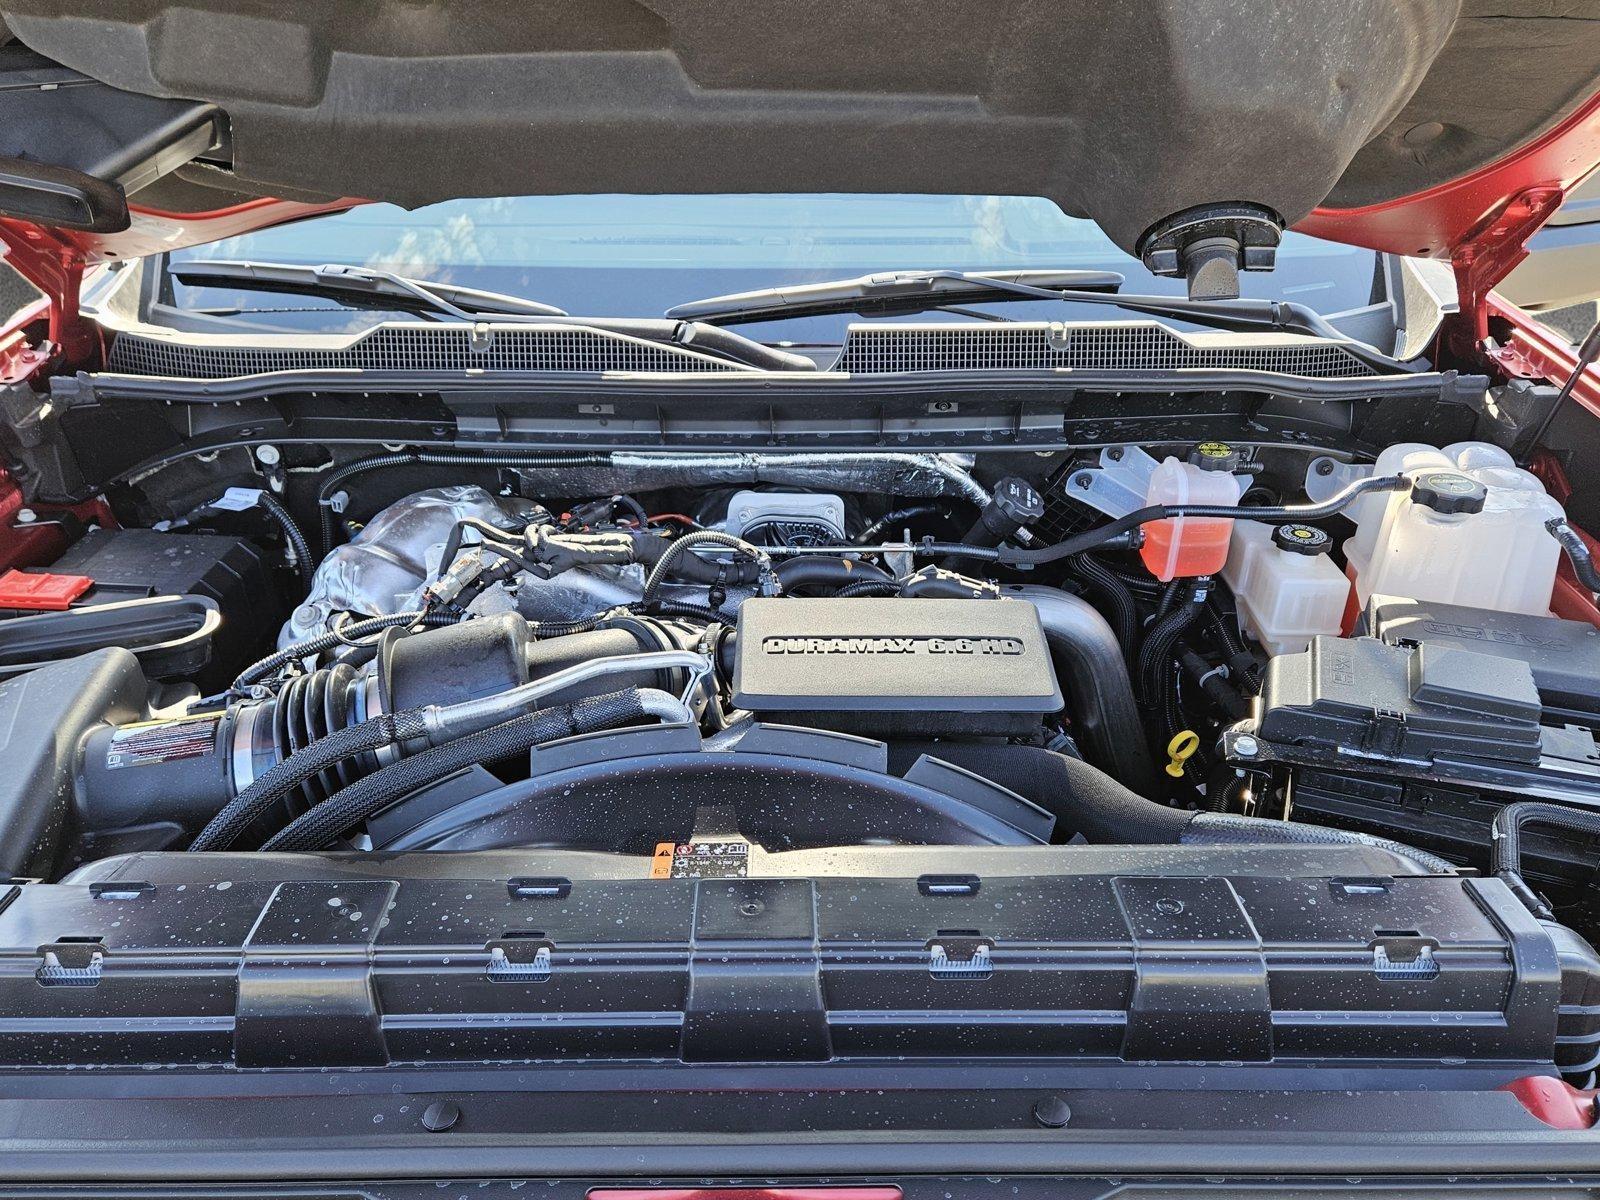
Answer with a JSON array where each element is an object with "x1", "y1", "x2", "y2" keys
[{"x1": 163, "y1": 194, "x2": 1377, "y2": 342}]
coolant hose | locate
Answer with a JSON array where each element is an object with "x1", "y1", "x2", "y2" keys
[
  {"x1": 1181, "y1": 812, "x2": 1455, "y2": 874},
  {"x1": 886, "y1": 742, "x2": 1190, "y2": 843},
  {"x1": 1548, "y1": 519, "x2": 1600, "y2": 595},
  {"x1": 260, "y1": 687, "x2": 660, "y2": 851},
  {"x1": 1068, "y1": 554, "x2": 1140, "y2": 667},
  {"x1": 774, "y1": 556, "x2": 896, "y2": 593},
  {"x1": 639, "y1": 530, "x2": 774, "y2": 609},
  {"x1": 885, "y1": 741, "x2": 1452, "y2": 872},
  {"x1": 1491, "y1": 800, "x2": 1600, "y2": 918},
  {"x1": 1005, "y1": 584, "x2": 1160, "y2": 796}
]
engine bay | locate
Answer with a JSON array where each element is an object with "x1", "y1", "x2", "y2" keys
[{"x1": 4, "y1": 437, "x2": 1600, "y2": 1079}]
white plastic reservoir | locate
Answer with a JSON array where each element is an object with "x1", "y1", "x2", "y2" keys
[
  {"x1": 1349, "y1": 441, "x2": 1565, "y2": 615},
  {"x1": 1222, "y1": 521, "x2": 1350, "y2": 656}
]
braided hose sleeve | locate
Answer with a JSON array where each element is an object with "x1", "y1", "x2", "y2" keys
[
  {"x1": 1491, "y1": 800, "x2": 1600, "y2": 917},
  {"x1": 260, "y1": 688, "x2": 648, "y2": 852},
  {"x1": 188, "y1": 707, "x2": 431, "y2": 852}
]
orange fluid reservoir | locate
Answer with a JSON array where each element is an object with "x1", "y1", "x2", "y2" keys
[{"x1": 1139, "y1": 447, "x2": 1241, "y2": 581}]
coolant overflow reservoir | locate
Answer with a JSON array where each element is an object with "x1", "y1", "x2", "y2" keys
[
  {"x1": 1359, "y1": 464, "x2": 1566, "y2": 616},
  {"x1": 1140, "y1": 445, "x2": 1241, "y2": 581}
]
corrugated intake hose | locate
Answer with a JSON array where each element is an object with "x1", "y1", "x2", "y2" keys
[
  {"x1": 188, "y1": 707, "x2": 433, "y2": 852},
  {"x1": 887, "y1": 742, "x2": 1453, "y2": 873},
  {"x1": 260, "y1": 688, "x2": 650, "y2": 852},
  {"x1": 1491, "y1": 800, "x2": 1600, "y2": 919}
]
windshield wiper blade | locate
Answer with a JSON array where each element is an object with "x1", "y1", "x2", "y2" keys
[
  {"x1": 665, "y1": 269, "x2": 1126, "y2": 324},
  {"x1": 169, "y1": 259, "x2": 816, "y2": 372},
  {"x1": 170, "y1": 259, "x2": 571, "y2": 320}
]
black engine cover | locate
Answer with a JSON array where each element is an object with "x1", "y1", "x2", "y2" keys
[{"x1": 731, "y1": 597, "x2": 1062, "y2": 738}]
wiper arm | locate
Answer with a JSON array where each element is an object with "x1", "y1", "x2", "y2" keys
[
  {"x1": 669, "y1": 267, "x2": 1415, "y2": 374},
  {"x1": 168, "y1": 259, "x2": 816, "y2": 372},
  {"x1": 665, "y1": 269, "x2": 1126, "y2": 324},
  {"x1": 1047, "y1": 288, "x2": 1417, "y2": 374},
  {"x1": 170, "y1": 259, "x2": 571, "y2": 320}
]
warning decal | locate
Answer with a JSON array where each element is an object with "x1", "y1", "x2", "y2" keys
[
  {"x1": 650, "y1": 839, "x2": 750, "y2": 879},
  {"x1": 105, "y1": 715, "x2": 221, "y2": 770}
]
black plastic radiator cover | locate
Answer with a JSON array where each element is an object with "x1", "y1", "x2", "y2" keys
[{"x1": 1, "y1": 844, "x2": 1590, "y2": 1075}]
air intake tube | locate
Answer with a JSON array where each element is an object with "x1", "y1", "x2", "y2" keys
[{"x1": 76, "y1": 613, "x2": 700, "y2": 842}]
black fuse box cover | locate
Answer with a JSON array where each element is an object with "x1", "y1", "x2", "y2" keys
[
  {"x1": 1363, "y1": 593, "x2": 1600, "y2": 716},
  {"x1": 732, "y1": 597, "x2": 1062, "y2": 736},
  {"x1": 1255, "y1": 635, "x2": 1544, "y2": 765}
]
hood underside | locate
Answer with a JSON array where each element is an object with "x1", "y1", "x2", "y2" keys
[{"x1": 0, "y1": 0, "x2": 1598, "y2": 264}]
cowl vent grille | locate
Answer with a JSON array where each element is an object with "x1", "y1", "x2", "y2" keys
[
  {"x1": 103, "y1": 319, "x2": 1376, "y2": 379},
  {"x1": 106, "y1": 324, "x2": 749, "y2": 378},
  {"x1": 835, "y1": 321, "x2": 1375, "y2": 376}
]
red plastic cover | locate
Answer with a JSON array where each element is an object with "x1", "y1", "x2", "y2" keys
[{"x1": 0, "y1": 568, "x2": 92, "y2": 611}]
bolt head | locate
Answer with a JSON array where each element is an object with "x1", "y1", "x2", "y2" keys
[
  {"x1": 1233, "y1": 735, "x2": 1261, "y2": 758},
  {"x1": 14, "y1": 508, "x2": 36, "y2": 524},
  {"x1": 254, "y1": 444, "x2": 282, "y2": 466}
]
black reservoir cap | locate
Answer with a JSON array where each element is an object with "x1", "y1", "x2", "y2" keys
[
  {"x1": 1273, "y1": 523, "x2": 1331, "y2": 555},
  {"x1": 1411, "y1": 471, "x2": 1487, "y2": 515}
]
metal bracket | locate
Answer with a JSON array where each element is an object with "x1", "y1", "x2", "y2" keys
[{"x1": 1450, "y1": 185, "x2": 1564, "y2": 345}]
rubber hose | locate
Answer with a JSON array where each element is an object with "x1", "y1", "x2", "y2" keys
[
  {"x1": 628, "y1": 532, "x2": 764, "y2": 588},
  {"x1": 774, "y1": 556, "x2": 896, "y2": 593},
  {"x1": 1069, "y1": 554, "x2": 1139, "y2": 666},
  {"x1": 835, "y1": 579, "x2": 902, "y2": 597},
  {"x1": 1491, "y1": 801, "x2": 1600, "y2": 918},
  {"x1": 256, "y1": 491, "x2": 315, "y2": 591},
  {"x1": 1137, "y1": 596, "x2": 1201, "y2": 704},
  {"x1": 882, "y1": 742, "x2": 1448, "y2": 871},
  {"x1": 885, "y1": 742, "x2": 1192, "y2": 844},
  {"x1": 640, "y1": 530, "x2": 771, "y2": 609},
  {"x1": 1006, "y1": 585, "x2": 1160, "y2": 796},
  {"x1": 991, "y1": 475, "x2": 1410, "y2": 567},
  {"x1": 261, "y1": 688, "x2": 646, "y2": 851},
  {"x1": 232, "y1": 609, "x2": 460, "y2": 692},
  {"x1": 1184, "y1": 812, "x2": 1455, "y2": 874},
  {"x1": 1548, "y1": 520, "x2": 1600, "y2": 594},
  {"x1": 188, "y1": 707, "x2": 431, "y2": 852},
  {"x1": 855, "y1": 505, "x2": 941, "y2": 544}
]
